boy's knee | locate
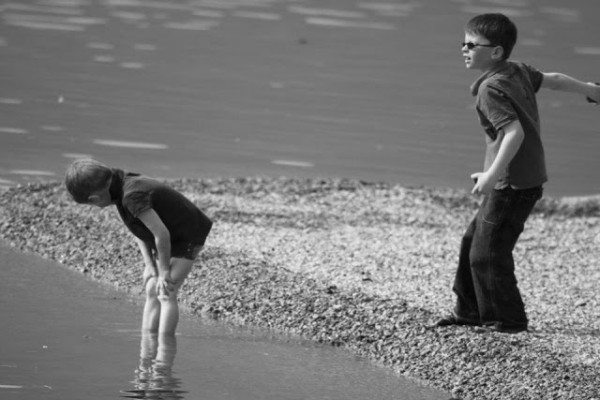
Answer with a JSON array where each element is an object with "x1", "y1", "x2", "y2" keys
[
  {"x1": 158, "y1": 289, "x2": 178, "y2": 303},
  {"x1": 469, "y1": 246, "x2": 491, "y2": 267},
  {"x1": 145, "y1": 277, "x2": 158, "y2": 296}
]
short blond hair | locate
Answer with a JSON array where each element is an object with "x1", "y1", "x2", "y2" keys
[{"x1": 65, "y1": 159, "x2": 113, "y2": 203}]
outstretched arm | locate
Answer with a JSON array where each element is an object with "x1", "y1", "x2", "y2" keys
[{"x1": 541, "y1": 73, "x2": 600, "y2": 103}]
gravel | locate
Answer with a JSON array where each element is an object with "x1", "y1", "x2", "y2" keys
[{"x1": 1, "y1": 177, "x2": 599, "y2": 400}]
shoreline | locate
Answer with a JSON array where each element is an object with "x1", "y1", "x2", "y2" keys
[{"x1": 1, "y1": 177, "x2": 599, "y2": 400}]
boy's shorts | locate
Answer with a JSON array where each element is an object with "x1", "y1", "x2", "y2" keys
[{"x1": 171, "y1": 242, "x2": 204, "y2": 260}]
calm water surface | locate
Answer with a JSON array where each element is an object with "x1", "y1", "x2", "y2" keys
[
  {"x1": 0, "y1": 0, "x2": 599, "y2": 196},
  {"x1": 0, "y1": 243, "x2": 450, "y2": 400}
]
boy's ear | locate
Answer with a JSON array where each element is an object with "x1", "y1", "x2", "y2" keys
[{"x1": 492, "y1": 46, "x2": 504, "y2": 60}]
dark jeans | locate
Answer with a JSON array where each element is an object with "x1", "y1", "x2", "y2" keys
[{"x1": 453, "y1": 186, "x2": 543, "y2": 330}]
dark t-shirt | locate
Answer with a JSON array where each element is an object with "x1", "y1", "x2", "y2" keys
[
  {"x1": 471, "y1": 61, "x2": 547, "y2": 189},
  {"x1": 109, "y1": 169, "x2": 212, "y2": 253}
]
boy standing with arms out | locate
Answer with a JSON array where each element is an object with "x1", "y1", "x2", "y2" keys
[
  {"x1": 437, "y1": 13, "x2": 600, "y2": 333},
  {"x1": 65, "y1": 159, "x2": 212, "y2": 336}
]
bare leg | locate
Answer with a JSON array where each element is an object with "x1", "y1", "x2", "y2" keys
[
  {"x1": 158, "y1": 258, "x2": 194, "y2": 335},
  {"x1": 153, "y1": 334, "x2": 179, "y2": 390},
  {"x1": 131, "y1": 332, "x2": 158, "y2": 393},
  {"x1": 156, "y1": 334, "x2": 177, "y2": 368},
  {"x1": 140, "y1": 331, "x2": 158, "y2": 359},
  {"x1": 142, "y1": 276, "x2": 161, "y2": 333}
]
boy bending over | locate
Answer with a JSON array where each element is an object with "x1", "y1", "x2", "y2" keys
[{"x1": 65, "y1": 159, "x2": 212, "y2": 335}]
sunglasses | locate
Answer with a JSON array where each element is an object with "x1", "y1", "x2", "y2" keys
[{"x1": 462, "y1": 42, "x2": 497, "y2": 50}]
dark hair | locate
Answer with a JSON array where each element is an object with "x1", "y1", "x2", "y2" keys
[
  {"x1": 465, "y1": 13, "x2": 517, "y2": 60},
  {"x1": 64, "y1": 159, "x2": 113, "y2": 203}
]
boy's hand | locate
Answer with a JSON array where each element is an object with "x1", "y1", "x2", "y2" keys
[
  {"x1": 156, "y1": 275, "x2": 174, "y2": 299},
  {"x1": 586, "y1": 82, "x2": 600, "y2": 105},
  {"x1": 471, "y1": 172, "x2": 495, "y2": 195}
]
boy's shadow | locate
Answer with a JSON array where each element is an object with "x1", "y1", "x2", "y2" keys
[
  {"x1": 531, "y1": 326, "x2": 600, "y2": 338},
  {"x1": 121, "y1": 333, "x2": 187, "y2": 400}
]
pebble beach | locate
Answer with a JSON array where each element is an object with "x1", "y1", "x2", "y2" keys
[{"x1": 1, "y1": 177, "x2": 599, "y2": 400}]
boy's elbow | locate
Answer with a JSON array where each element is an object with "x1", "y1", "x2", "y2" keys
[
  {"x1": 543, "y1": 73, "x2": 567, "y2": 90},
  {"x1": 155, "y1": 231, "x2": 171, "y2": 246}
]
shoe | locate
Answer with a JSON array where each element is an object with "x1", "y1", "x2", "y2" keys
[
  {"x1": 474, "y1": 323, "x2": 527, "y2": 334},
  {"x1": 435, "y1": 314, "x2": 480, "y2": 327}
]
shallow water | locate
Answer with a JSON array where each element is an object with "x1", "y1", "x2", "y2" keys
[
  {"x1": 0, "y1": 0, "x2": 599, "y2": 196},
  {"x1": 0, "y1": 243, "x2": 449, "y2": 400}
]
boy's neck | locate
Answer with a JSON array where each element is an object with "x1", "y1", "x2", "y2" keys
[
  {"x1": 481, "y1": 59, "x2": 508, "y2": 74},
  {"x1": 470, "y1": 60, "x2": 510, "y2": 96},
  {"x1": 109, "y1": 168, "x2": 124, "y2": 203}
]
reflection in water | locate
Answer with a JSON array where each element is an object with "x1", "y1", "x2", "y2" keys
[{"x1": 121, "y1": 333, "x2": 187, "y2": 400}]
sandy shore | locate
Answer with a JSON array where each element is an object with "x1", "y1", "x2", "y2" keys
[{"x1": 1, "y1": 178, "x2": 598, "y2": 400}]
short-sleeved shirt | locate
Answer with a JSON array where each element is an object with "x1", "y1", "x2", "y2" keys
[
  {"x1": 471, "y1": 61, "x2": 547, "y2": 189},
  {"x1": 109, "y1": 169, "x2": 212, "y2": 257}
]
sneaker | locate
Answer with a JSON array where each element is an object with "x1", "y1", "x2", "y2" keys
[{"x1": 435, "y1": 314, "x2": 480, "y2": 327}]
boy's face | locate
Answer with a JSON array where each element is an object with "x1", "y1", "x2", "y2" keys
[
  {"x1": 462, "y1": 32, "x2": 502, "y2": 72},
  {"x1": 86, "y1": 179, "x2": 112, "y2": 208}
]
